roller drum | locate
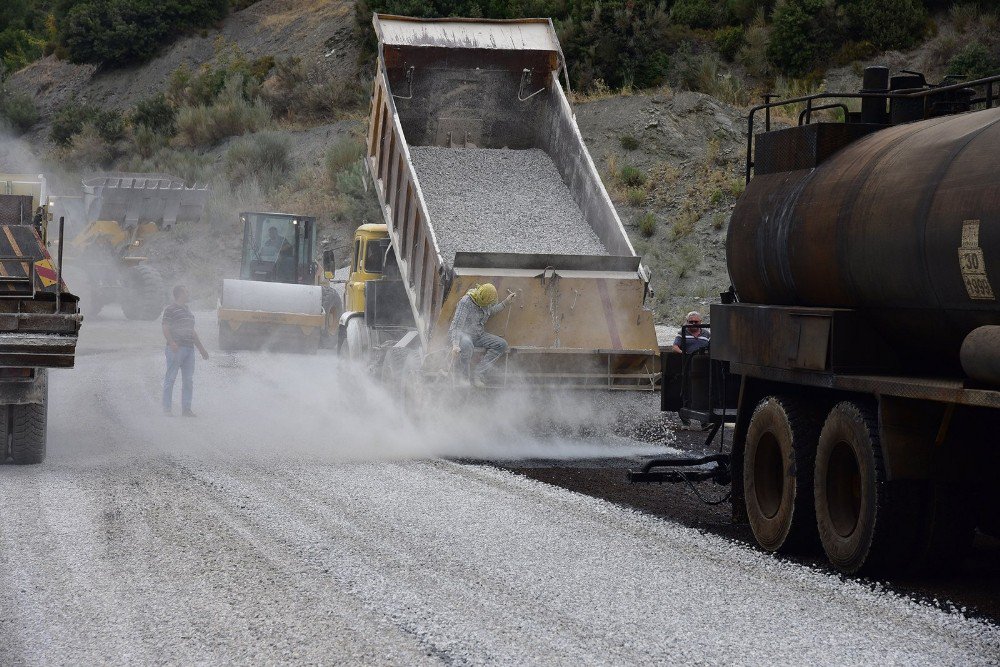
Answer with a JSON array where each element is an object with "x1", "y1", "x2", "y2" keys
[{"x1": 221, "y1": 279, "x2": 322, "y2": 315}]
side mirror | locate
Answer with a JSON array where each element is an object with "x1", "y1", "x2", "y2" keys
[{"x1": 323, "y1": 249, "x2": 336, "y2": 273}]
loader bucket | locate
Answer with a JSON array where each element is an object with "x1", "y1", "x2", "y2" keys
[{"x1": 82, "y1": 173, "x2": 210, "y2": 229}]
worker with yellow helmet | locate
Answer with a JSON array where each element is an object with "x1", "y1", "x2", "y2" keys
[{"x1": 449, "y1": 282, "x2": 516, "y2": 387}]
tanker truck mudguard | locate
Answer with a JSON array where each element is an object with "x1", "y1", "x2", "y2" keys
[
  {"x1": 341, "y1": 15, "x2": 659, "y2": 391},
  {"x1": 0, "y1": 175, "x2": 82, "y2": 465},
  {"x1": 633, "y1": 67, "x2": 1000, "y2": 577}
]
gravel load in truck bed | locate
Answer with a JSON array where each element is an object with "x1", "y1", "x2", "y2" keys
[{"x1": 409, "y1": 147, "x2": 609, "y2": 264}]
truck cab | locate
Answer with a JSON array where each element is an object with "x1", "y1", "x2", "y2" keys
[{"x1": 345, "y1": 223, "x2": 390, "y2": 312}]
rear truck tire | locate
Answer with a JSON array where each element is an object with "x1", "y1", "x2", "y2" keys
[
  {"x1": 122, "y1": 264, "x2": 166, "y2": 321},
  {"x1": 345, "y1": 318, "x2": 370, "y2": 363},
  {"x1": 814, "y1": 400, "x2": 902, "y2": 575},
  {"x1": 743, "y1": 396, "x2": 822, "y2": 554},
  {"x1": 8, "y1": 375, "x2": 48, "y2": 465}
]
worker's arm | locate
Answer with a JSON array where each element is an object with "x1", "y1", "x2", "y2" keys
[
  {"x1": 162, "y1": 322, "x2": 178, "y2": 352},
  {"x1": 485, "y1": 292, "x2": 516, "y2": 318},
  {"x1": 193, "y1": 331, "x2": 209, "y2": 360},
  {"x1": 671, "y1": 344, "x2": 682, "y2": 353}
]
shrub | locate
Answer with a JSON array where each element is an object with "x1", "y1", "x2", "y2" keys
[
  {"x1": 737, "y1": 13, "x2": 772, "y2": 78},
  {"x1": 948, "y1": 42, "x2": 1000, "y2": 80},
  {"x1": 844, "y1": 0, "x2": 927, "y2": 52},
  {"x1": 93, "y1": 109, "x2": 125, "y2": 143},
  {"x1": 712, "y1": 212, "x2": 727, "y2": 230},
  {"x1": 325, "y1": 137, "x2": 365, "y2": 183},
  {"x1": 132, "y1": 93, "x2": 177, "y2": 135},
  {"x1": 619, "y1": 165, "x2": 647, "y2": 187},
  {"x1": 58, "y1": 0, "x2": 228, "y2": 66},
  {"x1": 50, "y1": 101, "x2": 99, "y2": 146},
  {"x1": 132, "y1": 125, "x2": 167, "y2": 159},
  {"x1": 672, "y1": 209, "x2": 699, "y2": 239},
  {"x1": 670, "y1": 0, "x2": 729, "y2": 29},
  {"x1": 638, "y1": 212, "x2": 657, "y2": 237},
  {"x1": 176, "y1": 76, "x2": 271, "y2": 146},
  {"x1": 619, "y1": 135, "x2": 640, "y2": 151},
  {"x1": 63, "y1": 124, "x2": 115, "y2": 169},
  {"x1": 715, "y1": 26, "x2": 745, "y2": 62},
  {"x1": 224, "y1": 131, "x2": 291, "y2": 190},
  {"x1": 0, "y1": 92, "x2": 39, "y2": 134},
  {"x1": 709, "y1": 188, "x2": 724, "y2": 206},
  {"x1": 767, "y1": 0, "x2": 840, "y2": 77},
  {"x1": 626, "y1": 187, "x2": 646, "y2": 206}
]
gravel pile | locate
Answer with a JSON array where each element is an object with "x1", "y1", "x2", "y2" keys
[{"x1": 410, "y1": 147, "x2": 608, "y2": 265}]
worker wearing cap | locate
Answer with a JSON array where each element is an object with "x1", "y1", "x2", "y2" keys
[{"x1": 449, "y1": 283, "x2": 515, "y2": 387}]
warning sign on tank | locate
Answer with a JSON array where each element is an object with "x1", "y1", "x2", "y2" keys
[{"x1": 959, "y1": 219, "x2": 995, "y2": 300}]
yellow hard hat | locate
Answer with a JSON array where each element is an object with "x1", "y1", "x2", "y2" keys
[{"x1": 468, "y1": 283, "x2": 498, "y2": 307}]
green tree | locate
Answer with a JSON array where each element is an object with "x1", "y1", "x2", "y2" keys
[
  {"x1": 844, "y1": 0, "x2": 927, "y2": 52},
  {"x1": 767, "y1": 0, "x2": 839, "y2": 76}
]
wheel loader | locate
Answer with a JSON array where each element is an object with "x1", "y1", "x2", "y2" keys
[
  {"x1": 217, "y1": 211, "x2": 341, "y2": 352},
  {"x1": 61, "y1": 173, "x2": 210, "y2": 320}
]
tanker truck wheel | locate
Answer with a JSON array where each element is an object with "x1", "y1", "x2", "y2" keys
[
  {"x1": 122, "y1": 265, "x2": 166, "y2": 321},
  {"x1": 814, "y1": 401, "x2": 902, "y2": 575},
  {"x1": 743, "y1": 396, "x2": 822, "y2": 554},
  {"x1": 8, "y1": 377, "x2": 48, "y2": 465}
]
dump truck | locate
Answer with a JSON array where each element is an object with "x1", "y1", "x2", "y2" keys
[
  {"x1": 634, "y1": 68, "x2": 1000, "y2": 576},
  {"x1": 62, "y1": 173, "x2": 210, "y2": 320},
  {"x1": 218, "y1": 211, "x2": 341, "y2": 352},
  {"x1": 0, "y1": 174, "x2": 82, "y2": 465},
  {"x1": 340, "y1": 15, "x2": 659, "y2": 391}
]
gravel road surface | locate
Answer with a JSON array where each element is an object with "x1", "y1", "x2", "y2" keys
[
  {"x1": 1, "y1": 311, "x2": 998, "y2": 665},
  {"x1": 410, "y1": 147, "x2": 608, "y2": 265}
]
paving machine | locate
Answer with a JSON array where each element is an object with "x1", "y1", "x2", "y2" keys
[
  {"x1": 0, "y1": 174, "x2": 82, "y2": 465},
  {"x1": 63, "y1": 173, "x2": 210, "y2": 320},
  {"x1": 218, "y1": 211, "x2": 340, "y2": 352}
]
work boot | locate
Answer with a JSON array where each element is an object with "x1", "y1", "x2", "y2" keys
[
  {"x1": 471, "y1": 374, "x2": 488, "y2": 389},
  {"x1": 182, "y1": 410, "x2": 197, "y2": 418}
]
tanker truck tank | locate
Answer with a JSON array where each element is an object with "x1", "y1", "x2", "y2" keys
[{"x1": 728, "y1": 104, "x2": 1000, "y2": 375}]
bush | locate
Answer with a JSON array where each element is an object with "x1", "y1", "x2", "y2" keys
[
  {"x1": 948, "y1": 42, "x2": 1000, "y2": 80},
  {"x1": 132, "y1": 93, "x2": 177, "y2": 136},
  {"x1": 671, "y1": 0, "x2": 729, "y2": 29},
  {"x1": 50, "y1": 101, "x2": 99, "y2": 146},
  {"x1": 0, "y1": 92, "x2": 39, "y2": 134},
  {"x1": 63, "y1": 124, "x2": 115, "y2": 169},
  {"x1": 93, "y1": 109, "x2": 125, "y2": 143},
  {"x1": 325, "y1": 137, "x2": 365, "y2": 182},
  {"x1": 715, "y1": 26, "x2": 745, "y2": 62},
  {"x1": 176, "y1": 76, "x2": 270, "y2": 146},
  {"x1": 768, "y1": 0, "x2": 842, "y2": 77},
  {"x1": 844, "y1": 0, "x2": 927, "y2": 52},
  {"x1": 224, "y1": 132, "x2": 290, "y2": 190},
  {"x1": 619, "y1": 135, "x2": 640, "y2": 151},
  {"x1": 619, "y1": 165, "x2": 647, "y2": 187},
  {"x1": 626, "y1": 187, "x2": 646, "y2": 206},
  {"x1": 58, "y1": 0, "x2": 228, "y2": 66},
  {"x1": 638, "y1": 212, "x2": 657, "y2": 237},
  {"x1": 737, "y1": 13, "x2": 772, "y2": 78}
]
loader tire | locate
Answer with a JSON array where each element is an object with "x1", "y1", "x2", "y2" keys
[
  {"x1": 743, "y1": 396, "x2": 822, "y2": 555},
  {"x1": 122, "y1": 265, "x2": 166, "y2": 321},
  {"x1": 8, "y1": 377, "x2": 48, "y2": 465},
  {"x1": 71, "y1": 269, "x2": 106, "y2": 318}
]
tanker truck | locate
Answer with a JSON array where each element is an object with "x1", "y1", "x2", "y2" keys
[
  {"x1": 340, "y1": 15, "x2": 660, "y2": 392},
  {"x1": 637, "y1": 68, "x2": 1000, "y2": 576}
]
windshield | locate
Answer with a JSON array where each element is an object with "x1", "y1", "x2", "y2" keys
[
  {"x1": 240, "y1": 213, "x2": 314, "y2": 283},
  {"x1": 364, "y1": 238, "x2": 390, "y2": 273}
]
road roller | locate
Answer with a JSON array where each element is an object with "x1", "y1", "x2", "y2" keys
[
  {"x1": 634, "y1": 67, "x2": 1000, "y2": 576},
  {"x1": 217, "y1": 212, "x2": 340, "y2": 352}
]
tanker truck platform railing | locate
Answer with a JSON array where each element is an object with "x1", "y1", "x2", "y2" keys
[{"x1": 744, "y1": 71, "x2": 1000, "y2": 182}]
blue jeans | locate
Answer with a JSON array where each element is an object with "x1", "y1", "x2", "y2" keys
[
  {"x1": 163, "y1": 345, "x2": 195, "y2": 412},
  {"x1": 457, "y1": 332, "x2": 508, "y2": 379}
]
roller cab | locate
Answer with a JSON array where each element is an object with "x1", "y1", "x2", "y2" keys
[{"x1": 218, "y1": 212, "x2": 330, "y2": 353}]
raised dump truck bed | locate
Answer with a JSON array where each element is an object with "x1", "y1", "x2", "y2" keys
[{"x1": 361, "y1": 14, "x2": 658, "y2": 389}]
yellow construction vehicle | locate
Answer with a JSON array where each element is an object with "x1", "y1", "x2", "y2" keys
[
  {"x1": 218, "y1": 212, "x2": 342, "y2": 352},
  {"x1": 61, "y1": 173, "x2": 210, "y2": 320}
]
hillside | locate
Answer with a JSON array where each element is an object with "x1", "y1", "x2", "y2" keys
[{"x1": 0, "y1": 1, "x2": 997, "y2": 319}]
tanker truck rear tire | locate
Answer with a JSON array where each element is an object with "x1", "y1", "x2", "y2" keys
[
  {"x1": 8, "y1": 385, "x2": 48, "y2": 465},
  {"x1": 743, "y1": 396, "x2": 822, "y2": 554},
  {"x1": 122, "y1": 265, "x2": 166, "y2": 321},
  {"x1": 814, "y1": 401, "x2": 903, "y2": 575}
]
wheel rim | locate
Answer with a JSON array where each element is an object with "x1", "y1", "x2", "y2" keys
[
  {"x1": 826, "y1": 440, "x2": 862, "y2": 538},
  {"x1": 753, "y1": 431, "x2": 784, "y2": 520}
]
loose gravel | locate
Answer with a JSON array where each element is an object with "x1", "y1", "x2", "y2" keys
[
  {"x1": 2, "y1": 314, "x2": 999, "y2": 664},
  {"x1": 409, "y1": 147, "x2": 608, "y2": 265}
]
